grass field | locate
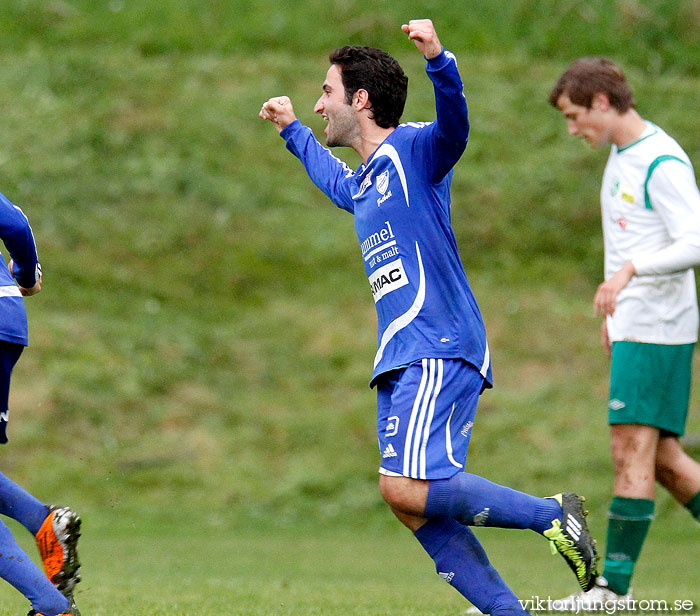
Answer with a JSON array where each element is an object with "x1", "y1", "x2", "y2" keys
[
  {"x1": 1, "y1": 515, "x2": 699, "y2": 615},
  {"x1": 0, "y1": 0, "x2": 699, "y2": 612}
]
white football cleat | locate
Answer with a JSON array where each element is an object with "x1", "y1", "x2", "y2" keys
[{"x1": 550, "y1": 577, "x2": 633, "y2": 611}]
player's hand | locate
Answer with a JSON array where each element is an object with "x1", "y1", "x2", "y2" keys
[
  {"x1": 600, "y1": 320, "x2": 611, "y2": 358},
  {"x1": 8, "y1": 259, "x2": 42, "y2": 296},
  {"x1": 593, "y1": 261, "x2": 636, "y2": 317},
  {"x1": 259, "y1": 96, "x2": 297, "y2": 133},
  {"x1": 401, "y1": 19, "x2": 442, "y2": 59}
]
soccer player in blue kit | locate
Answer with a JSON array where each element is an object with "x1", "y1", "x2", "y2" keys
[
  {"x1": 0, "y1": 191, "x2": 81, "y2": 616},
  {"x1": 260, "y1": 19, "x2": 597, "y2": 613}
]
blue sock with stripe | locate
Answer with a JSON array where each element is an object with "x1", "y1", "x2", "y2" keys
[
  {"x1": 0, "y1": 472, "x2": 50, "y2": 535},
  {"x1": 414, "y1": 517, "x2": 531, "y2": 615},
  {"x1": 0, "y1": 518, "x2": 69, "y2": 615},
  {"x1": 424, "y1": 472, "x2": 561, "y2": 533}
]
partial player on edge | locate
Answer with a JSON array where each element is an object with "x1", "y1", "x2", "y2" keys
[{"x1": 0, "y1": 190, "x2": 82, "y2": 616}]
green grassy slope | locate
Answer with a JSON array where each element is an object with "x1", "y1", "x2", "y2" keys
[{"x1": 0, "y1": 0, "x2": 697, "y2": 537}]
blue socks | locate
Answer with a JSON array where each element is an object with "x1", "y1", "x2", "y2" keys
[
  {"x1": 0, "y1": 473, "x2": 63, "y2": 613},
  {"x1": 415, "y1": 517, "x2": 530, "y2": 616},
  {"x1": 0, "y1": 519, "x2": 68, "y2": 615},
  {"x1": 412, "y1": 473, "x2": 560, "y2": 612},
  {"x1": 424, "y1": 473, "x2": 561, "y2": 533},
  {"x1": 0, "y1": 472, "x2": 50, "y2": 535}
]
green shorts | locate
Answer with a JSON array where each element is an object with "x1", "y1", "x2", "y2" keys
[{"x1": 609, "y1": 341, "x2": 695, "y2": 437}]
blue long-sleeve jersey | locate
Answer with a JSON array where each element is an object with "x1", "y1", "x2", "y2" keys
[
  {"x1": 281, "y1": 50, "x2": 491, "y2": 388},
  {"x1": 0, "y1": 192, "x2": 41, "y2": 346}
]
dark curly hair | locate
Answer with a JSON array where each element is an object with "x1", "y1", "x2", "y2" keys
[
  {"x1": 329, "y1": 46, "x2": 408, "y2": 129},
  {"x1": 549, "y1": 57, "x2": 636, "y2": 112}
]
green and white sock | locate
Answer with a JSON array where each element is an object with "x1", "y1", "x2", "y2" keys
[
  {"x1": 683, "y1": 490, "x2": 700, "y2": 522},
  {"x1": 603, "y1": 496, "x2": 654, "y2": 595}
]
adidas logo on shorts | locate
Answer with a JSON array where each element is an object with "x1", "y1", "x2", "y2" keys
[{"x1": 382, "y1": 443, "x2": 398, "y2": 458}]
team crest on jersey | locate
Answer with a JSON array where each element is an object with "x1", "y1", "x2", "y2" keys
[
  {"x1": 376, "y1": 170, "x2": 390, "y2": 195},
  {"x1": 610, "y1": 177, "x2": 620, "y2": 197},
  {"x1": 374, "y1": 170, "x2": 392, "y2": 207}
]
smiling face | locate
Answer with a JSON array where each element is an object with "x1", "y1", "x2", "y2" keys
[
  {"x1": 556, "y1": 93, "x2": 612, "y2": 149},
  {"x1": 313, "y1": 64, "x2": 361, "y2": 148}
]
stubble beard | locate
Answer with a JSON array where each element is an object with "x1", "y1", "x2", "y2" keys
[{"x1": 325, "y1": 106, "x2": 360, "y2": 148}]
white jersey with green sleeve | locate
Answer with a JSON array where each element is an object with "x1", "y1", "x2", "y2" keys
[{"x1": 601, "y1": 122, "x2": 700, "y2": 344}]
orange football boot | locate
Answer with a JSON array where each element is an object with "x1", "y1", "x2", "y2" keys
[{"x1": 35, "y1": 506, "x2": 82, "y2": 595}]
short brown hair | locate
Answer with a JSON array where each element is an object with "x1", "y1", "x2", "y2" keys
[{"x1": 549, "y1": 57, "x2": 635, "y2": 112}]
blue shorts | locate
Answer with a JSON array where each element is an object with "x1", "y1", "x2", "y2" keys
[{"x1": 376, "y1": 358, "x2": 483, "y2": 480}]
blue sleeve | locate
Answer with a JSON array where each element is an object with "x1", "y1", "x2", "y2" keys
[
  {"x1": 0, "y1": 193, "x2": 40, "y2": 289},
  {"x1": 281, "y1": 121, "x2": 356, "y2": 213},
  {"x1": 421, "y1": 50, "x2": 470, "y2": 183}
]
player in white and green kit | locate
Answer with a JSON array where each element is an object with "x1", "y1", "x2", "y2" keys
[{"x1": 550, "y1": 57, "x2": 700, "y2": 604}]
